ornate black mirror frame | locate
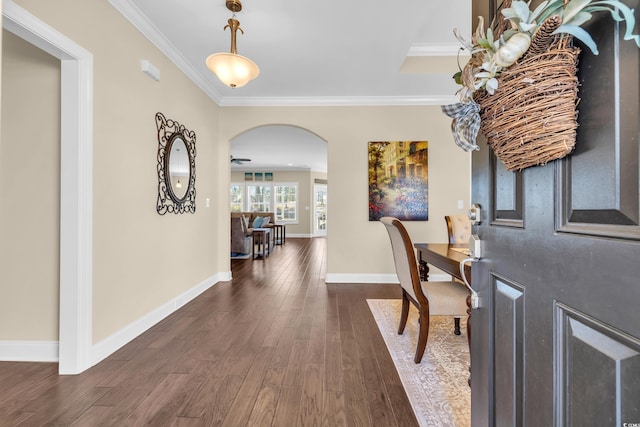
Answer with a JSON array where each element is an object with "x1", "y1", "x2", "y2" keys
[{"x1": 155, "y1": 112, "x2": 196, "y2": 214}]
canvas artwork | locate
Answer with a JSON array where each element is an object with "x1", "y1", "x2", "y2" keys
[{"x1": 368, "y1": 141, "x2": 429, "y2": 221}]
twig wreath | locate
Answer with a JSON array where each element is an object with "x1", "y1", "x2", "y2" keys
[{"x1": 442, "y1": 0, "x2": 640, "y2": 171}]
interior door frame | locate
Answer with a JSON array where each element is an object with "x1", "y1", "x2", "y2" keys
[{"x1": 3, "y1": 0, "x2": 94, "y2": 375}]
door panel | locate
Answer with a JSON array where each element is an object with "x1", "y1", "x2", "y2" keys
[
  {"x1": 557, "y1": 0, "x2": 640, "y2": 238},
  {"x1": 492, "y1": 155, "x2": 524, "y2": 226},
  {"x1": 493, "y1": 277, "x2": 525, "y2": 426},
  {"x1": 555, "y1": 303, "x2": 640, "y2": 426},
  {"x1": 470, "y1": 1, "x2": 640, "y2": 426}
]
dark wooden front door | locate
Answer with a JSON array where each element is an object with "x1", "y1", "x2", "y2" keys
[{"x1": 469, "y1": 3, "x2": 640, "y2": 426}]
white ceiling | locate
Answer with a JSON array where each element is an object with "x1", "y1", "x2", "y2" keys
[
  {"x1": 110, "y1": 0, "x2": 472, "y2": 172},
  {"x1": 231, "y1": 125, "x2": 327, "y2": 172}
]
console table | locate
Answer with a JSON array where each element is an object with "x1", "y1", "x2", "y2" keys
[
  {"x1": 270, "y1": 223, "x2": 285, "y2": 245},
  {"x1": 252, "y1": 228, "x2": 271, "y2": 259}
]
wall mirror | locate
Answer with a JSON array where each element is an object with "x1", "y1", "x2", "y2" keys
[{"x1": 155, "y1": 112, "x2": 196, "y2": 214}]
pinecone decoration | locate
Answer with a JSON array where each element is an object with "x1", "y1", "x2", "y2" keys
[{"x1": 523, "y1": 15, "x2": 563, "y2": 60}]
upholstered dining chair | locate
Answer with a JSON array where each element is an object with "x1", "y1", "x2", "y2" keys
[
  {"x1": 445, "y1": 214, "x2": 473, "y2": 335},
  {"x1": 380, "y1": 217, "x2": 470, "y2": 363},
  {"x1": 445, "y1": 214, "x2": 472, "y2": 245}
]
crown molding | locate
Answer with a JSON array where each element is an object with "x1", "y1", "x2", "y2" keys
[
  {"x1": 218, "y1": 95, "x2": 460, "y2": 107},
  {"x1": 108, "y1": 0, "x2": 223, "y2": 103},
  {"x1": 406, "y1": 43, "x2": 468, "y2": 57}
]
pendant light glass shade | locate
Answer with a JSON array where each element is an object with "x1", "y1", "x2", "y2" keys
[
  {"x1": 206, "y1": 52, "x2": 259, "y2": 88},
  {"x1": 206, "y1": 0, "x2": 259, "y2": 89}
]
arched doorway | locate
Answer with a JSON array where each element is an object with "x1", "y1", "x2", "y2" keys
[{"x1": 229, "y1": 125, "x2": 327, "y2": 238}]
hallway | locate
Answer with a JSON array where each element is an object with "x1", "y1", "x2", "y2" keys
[{"x1": 0, "y1": 237, "x2": 418, "y2": 426}]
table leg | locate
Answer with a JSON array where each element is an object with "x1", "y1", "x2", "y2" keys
[
  {"x1": 274, "y1": 226, "x2": 281, "y2": 245},
  {"x1": 266, "y1": 231, "x2": 270, "y2": 256},
  {"x1": 418, "y1": 256, "x2": 429, "y2": 281},
  {"x1": 253, "y1": 231, "x2": 266, "y2": 260},
  {"x1": 252, "y1": 232, "x2": 256, "y2": 259}
]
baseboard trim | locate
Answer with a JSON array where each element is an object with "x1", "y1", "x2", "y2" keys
[
  {"x1": 0, "y1": 340, "x2": 59, "y2": 362},
  {"x1": 284, "y1": 233, "x2": 312, "y2": 238},
  {"x1": 0, "y1": 272, "x2": 231, "y2": 364},
  {"x1": 91, "y1": 271, "x2": 230, "y2": 366},
  {"x1": 324, "y1": 273, "x2": 451, "y2": 284}
]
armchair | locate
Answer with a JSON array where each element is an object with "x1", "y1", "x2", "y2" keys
[{"x1": 231, "y1": 213, "x2": 253, "y2": 256}]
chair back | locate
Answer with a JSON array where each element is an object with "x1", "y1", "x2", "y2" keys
[
  {"x1": 380, "y1": 217, "x2": 426, "y2": 306},
  {"x1": 445, "y1": 214, "x2": 472, "y2": 245}
]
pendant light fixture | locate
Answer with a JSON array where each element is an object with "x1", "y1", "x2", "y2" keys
[{"x1": 206, "y1": 0, "x2": 259, "y2": 88}]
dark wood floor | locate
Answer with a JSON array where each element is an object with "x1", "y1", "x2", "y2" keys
[{"x1": 0, "y1": 237, "x2": 418, "y2": 426}]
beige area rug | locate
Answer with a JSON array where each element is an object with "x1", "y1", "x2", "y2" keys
[{"x1": 367, "y1": 299, "x2": 470, "y2": 427}]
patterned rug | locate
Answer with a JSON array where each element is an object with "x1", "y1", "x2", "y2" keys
[{"x1": 367, "y1": 299, "x2": 470, "y2": 427}]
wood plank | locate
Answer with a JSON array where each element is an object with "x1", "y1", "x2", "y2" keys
[
  {"x1": 220, "y1": 346, "x2": 276, "y2": 426},
  {"x1": 322, "y1": 390, "x2": 348, "y2": 427},
  {"x1": 283, "y1": 338, "x2": 310, "y2": 387},
  {"x1": 70, "y1": 405, "x2": 115, "y2": 426},
  {"x1": 324, "y1": 337, "x2": 344, "y2": 393},
  {"x1": 123, "y1": 373, "x2": 192, "y2": 425},
  {"x1": 272, "y1": 386, "x2": 303, "y2": 426},
  {"x1": 246, "y1": 366, "x2": 285, "y2": 426},
  {"x1": 297, "y1": 363, "x2": 323, "y2": 426},
  {"x1": 343, "y1": 369, "x2": 372, "y2": 426},
  {"x1": 360, "y1": 357, "x2": 398, "y2": 426}
]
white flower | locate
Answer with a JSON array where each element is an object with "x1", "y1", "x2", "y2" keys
[{"x1": 485, "y1": 78, "x2": 499, "y2": 94}]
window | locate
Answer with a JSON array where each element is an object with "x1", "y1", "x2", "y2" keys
[
  {"x1": 230, "y1": 184, "x2": 244, "y2": 212},
  {"x1": 247, "y1": 184, "x2": 271, "y2": 213},
  {"x1": 274, "y1": 183, "x2": 298, "y2": 222},
  {"x1": 230, "y1": 181, "x2": 298, "y2": 223}
]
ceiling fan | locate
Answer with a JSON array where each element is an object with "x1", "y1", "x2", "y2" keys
[{"x1": 230, "y1": 155, "x2": 251, "y2": 165}]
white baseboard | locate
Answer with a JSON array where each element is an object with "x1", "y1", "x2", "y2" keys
[
  {"x1": 0, "y1": 340, "x2": 59, "y2": 362},
  {"x1": 324, "y1": 273, "x2": 451, "y2": 284},
  {"x1": 0, "y1": 272, "x2": 231, "y2": 365},
  {"x1": 91, "y1": 271, "x2": 229, "y2": 366}
]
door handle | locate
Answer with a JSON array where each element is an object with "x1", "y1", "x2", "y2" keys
[
  {"x1": 460, "y1": 257, "x2": 479, "y2": 309},
  {"x1": 468, "y1": 203, "x2": 482, "y2": 225}
]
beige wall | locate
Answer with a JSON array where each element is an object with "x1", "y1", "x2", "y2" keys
[
  {"x1": 0, "y1": 30, "x2": 61, "y2": 340},
  {"x1": 10, "y1": 0, "x2": 223, "y2": 343},
  {"x1": 220, "y1": 106, "x2": 471, "y2": 278}
]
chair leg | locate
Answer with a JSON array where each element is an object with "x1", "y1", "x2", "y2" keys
[
  {"x1": 414, "y1": 309, "x2": 430, "y2": 363},
  {"x1": 397, "y1": 291, "x2": 410, "y2": 335},
  {"x1": 454, "y1": 317, "x2": 461, "y2": 335}
]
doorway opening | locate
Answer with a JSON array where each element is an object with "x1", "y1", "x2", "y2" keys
[
  {"x1": 2, "y1": 2, "x2": 93, "y2": 374},
  {"x1": 229, "y1": 125, "x2": 327, "y2": 239}
]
